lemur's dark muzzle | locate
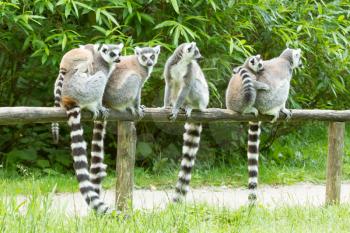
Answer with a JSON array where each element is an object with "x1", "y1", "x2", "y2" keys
[
  {"x1": 115, "y1": 58, "x2": 121, "y2": 63},
  {"x1": 147, "y1": 61, "x2": 153, "y2": 66},
  {"x1": 196, "y1": 55, "x2": 203, "y2": 61}
]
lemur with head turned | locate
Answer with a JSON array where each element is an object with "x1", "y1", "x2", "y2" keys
[{"x1": 163, "y1": 42, "x2": 209, "y2": 202}]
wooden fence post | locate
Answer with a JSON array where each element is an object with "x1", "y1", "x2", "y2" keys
[
  {"x1": 326, "y1": 122, "x2": 345, "y2": 205},
  {"x1": 116, "y1": 121, "x2": 136, "y2": 210}
]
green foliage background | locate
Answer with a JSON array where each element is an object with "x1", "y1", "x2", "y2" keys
[{"x1": 0, "y1": 0, "x2": 349, "y2": 173}]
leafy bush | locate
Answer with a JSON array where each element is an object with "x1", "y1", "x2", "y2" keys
[{"x1": 0, "y1": 0, "x2": 349, "y2": 173}]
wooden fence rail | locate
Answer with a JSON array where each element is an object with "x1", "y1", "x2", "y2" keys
[{"x1": 0, "y1": 107, "x2": 346, "y2": 209}]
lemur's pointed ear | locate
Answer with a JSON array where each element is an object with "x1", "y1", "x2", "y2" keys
[
  {"x1": 256, "y1": 54, "x2": 261, "y2": 59},
  {"x1": 154, "y1": 45, "x2": 161, "y2": 54},
  {"x1": 117, "y1": 43, "x2": 124, "y2": 50},
  {"x1": 134, "y1": 46, "x2": 141, "y2": 55},
  {"x1": 93, "y1": 44, "x2": 100, "y2": 52}
]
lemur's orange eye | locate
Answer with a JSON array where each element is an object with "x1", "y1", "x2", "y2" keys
[{"x1": 142, "y1": 56, "x2": 147, "y2": 61}]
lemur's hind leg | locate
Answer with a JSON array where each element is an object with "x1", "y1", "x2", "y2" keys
[
  {"x1": 262, "y1": 107, "x2": 280, "y2": 123},
  {"x1": 242, "y1": 107, "x2": 258, "y2": 116}
]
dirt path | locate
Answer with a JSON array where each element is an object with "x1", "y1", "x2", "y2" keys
[{"x1": 15, "y1": 183, "x2": 350, "y2": 216}]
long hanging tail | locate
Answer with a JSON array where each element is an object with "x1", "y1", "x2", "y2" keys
[
  {"x1": 247, "y1": 121, "x2": 261, "y2": 202},
  {"x1": 238, "y1": 68, "x2": 255, "y2": 104},
  {"x1": 90, "y1": 120, "x2": 108, "y2": 195},
  {"x1": 173, "y1": 122, "x2": 202, "y2": 202},
  {"x1": 52, "y1": 72, "x2": 65, "y2": 144},
  {"x1": 66, "y1": 105, "x2": 112, "y2": 213}
]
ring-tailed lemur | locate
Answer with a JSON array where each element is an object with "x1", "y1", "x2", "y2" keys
[
  {"x1": 89, "y1": 46, "x2": 160, "y2": 195},
  {"x1": 163, "y1": 42, "x2": 209, "y2": 202},
  {"x1": 247, "y1": 48, "x2": 303, "y2": 202},
  {"x1": 225, "y1": 55, "x2": 269, "y2": 116},
  {"x1": 51, "y1": 44, "x2": 122, "y2": 143},
  {"x1": 58, "y1": 43, "x2": 123, "y2": 214}
]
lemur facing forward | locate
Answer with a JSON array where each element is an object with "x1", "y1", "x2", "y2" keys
[
  {"x1": 51, "y1": 44, "x2": 123, "y2": 143},
  {"x1": 225, "y1": 55, "x2": 270, "y2": 116},
  {"x1": 89, "y1": 46, "x2": 160, "y2": 195},
  {"x1": 56, "y1": 43, "x2": 123, "y2": 214},
  {"x1": 247, "y1": 48, "x2": 303, "y2": 202},
  {"x1": 163, "y1": 42, "x2": 209, "y2": 202}
]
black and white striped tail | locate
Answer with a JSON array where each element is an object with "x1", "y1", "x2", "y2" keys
[
  {"x1": 238, "y1": 67, "x2": 255, "y2": 104},
  {"x1": 247, "y1": 121, "x2": 261, "y2": 202},
  {"x1": 173, "y1": 122, "x2": 202, "y2": 202},
  {"x1": 66, "y1": 106, "x2": 112, "y2": 214},
  {"x1": 52, "y1": 72, "x2": 64, "y2": 144},
  {"x1": 90, "y1": 120, "x2": 108, "y2": 195}
]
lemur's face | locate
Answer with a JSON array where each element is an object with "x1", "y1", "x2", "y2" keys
[
  {"x1": 248, "y1": 54, "x2": 264, "y2": 73},
  {"x1": 183, "y1": 42, "x2": 202, "y2": 61},
  {"x1": 135, "y1": 45, "x2": 161, "y2": 67},
  {"x1": 291, "y1": 49, "x2": 303, "y2": 69},
  {"x1": 99, "y1": 43, "x2": 124, "y2": 64}
]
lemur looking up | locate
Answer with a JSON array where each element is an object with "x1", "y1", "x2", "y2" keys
[
  {"x1": 247, "y1": 48, "x2": 303, "y2": 202},
  {"x1": 163, "y1": 42, "x2": 209, "y2": 202},
  {"x1": 57, "y1": 43, "x2": 123, "y2": 214},
  {"x1": 225, "y1": 55, "x2": 269, "y2": 116},
  {"x1": 89, "y1": 46, "x2": 160, "y2": 195}
]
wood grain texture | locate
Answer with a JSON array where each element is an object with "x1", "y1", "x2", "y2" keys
[
  {"x1": 2, "y1": 107, "x2": 350, "y2": 124},
  {"x1": 115, "y1": 121, "x2": 136, "y2": 211},
  {"x1": 326, "y1": 122, "x2": 345, "y2": 205}
]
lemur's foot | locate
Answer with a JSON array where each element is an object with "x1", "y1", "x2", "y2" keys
[
  {"x1": 243, "y1": 107, "x2": 258, "y2": 117},
  {"x1": 140, "y1": 105, "x2": 146, "y2": 110},
  {"x1": 127, "y1": 107, "x2": 144, "y2": 120},
  {"x1": 184, "y1": 107, "x2": 192, "y2": 119},
  {"x1": 270, "y1": 112, "x2": 279, "y2": 123},
  {"x1": 169, "y1": 108, "x2": 179, "y2": 122},
  {"x1": 92, "y1": 109, "x2": 100, "y2": 120},
  {"x1": 99, "y1": 107, "x2": 110, "y2": 119},
  {"x1": 136, "y1": 106, "x2": 145, "y2": 119},
  {"x1": 281, "y1": 108, "x2": 292, "y2": 121}
]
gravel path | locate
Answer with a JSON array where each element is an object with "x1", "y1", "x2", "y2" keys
[{"x1": 15, "y1": 183, "x2": 350, "y2": 216}]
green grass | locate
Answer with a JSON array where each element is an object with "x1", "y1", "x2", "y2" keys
[
  {"x1": 1, "y1": 122, "x2": 350, "y2": 232},
  {"x1": 1, "y1": 122, "x2": 350, "y2": 195},
  {"x1": 1, "y1": 194, "x2": 350, "y2": 233}
]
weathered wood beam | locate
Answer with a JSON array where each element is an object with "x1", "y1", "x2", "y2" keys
[
  {"x1": 1, "y1": 107, "x2": 350, "y2": 125},
  {"x1": 326, "y1": 122, "x2": 345, "y2": 205},
  {"x1": 115, "y1": 121, "x2": 136, "y2": 210}
]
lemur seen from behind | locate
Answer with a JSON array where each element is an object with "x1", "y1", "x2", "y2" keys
[
  {"x1": 247, "y1": 48, "x2": 303, "y2": 202},
  {"x1": 163, "y1": 42, "x2": 209, "y2": 202},
  {"x1": 89, "y1": 46, "x2": 160, "y2": 195},
  {"x1": 56, "y1": 43, "x2": 123, "y2": 214}
]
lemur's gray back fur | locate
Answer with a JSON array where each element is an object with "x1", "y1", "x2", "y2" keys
[{"x1": 254, "y1": 48, "x2": 302, "y2": 119}]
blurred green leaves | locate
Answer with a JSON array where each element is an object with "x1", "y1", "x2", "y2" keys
[{"x1": 0, "y1": 0, "x2": 349, "y2": 173}]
